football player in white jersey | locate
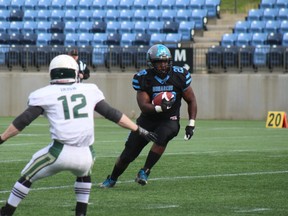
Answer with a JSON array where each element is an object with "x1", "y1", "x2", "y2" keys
[{"x1": 0, "y1": 54, "x2": 158, "y2": 216}]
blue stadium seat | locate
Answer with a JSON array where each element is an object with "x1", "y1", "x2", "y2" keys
[
  {"x1": 23, "y1": 0, "x2": 38, "y2": 10},
  {"x1": 222, "y1": 46, "x2": 239, "y2": 71},
  {"x1": 175, "y1": 9, "x2": 192, "y2": 22},
  {"x1": 279, "y1": 20, "x2": 288, "y2": 34},
  {"x1": 64, "y1": 33, "x2": 79, "y2": 46},
  {"x1": 120, "y1": 46, "x2": 136, "y2": 70},
  {"x1": 150, "y1": 33, "x2": 167, "y2": 45},
  {"x1": 147, "y1": 0, "x2": 161, "y2": 9},
  {"x1": 0, "y1": 9, "x2": 10, "y2": 21},
  {"x1": 77, "y1": 0, "x2": 93, "y2": 10},
  {"x1": 9, "y1": 9, "x2": 24, "y2": 21},
  {"x1": 92, "y1": 45, "x2": 108, "y2": 67},
  {"x1": 134, "y1": 33, "x2": 151, "y2": 46},
  {"x1": 0, "y1": 33, "x2": 10, "y2": 44},
  {"x1": 262, "y1": 8, "x2": 279, "y2": 21},
  {"x1": 36, "y1": 10, "x2": 51, "y2": 22},
  {"x1": 277, "y1": 8, "x2": 288, "y2": 21},
  {"x1": 267, "y1": 32, "x2": 283, "y2": 46},
  {"x1": 23, "y1": 21, "x2": 38, "y2": 34},
  {"x1": 0, "y1": 21, "x2": 9, "y2": 33},
  {"x1": 135, "y1": 46, "x2": 150, "y2": 69},
  {"x1": 191, "y1": 9, "x2": 208, "y2": 30},
  {"x1": 221, "y1": 33, "x2": 238, "y2": 47},
  {"x1": 91, "y1": 33, "x2": 108, "y2": 46},
  {"x1": 161, "y1": 9, "x2": 177, "y2": 22},
  {"x1": 147, "y1": 21, "x2": 164, "y2": 34},
  {"x1": 239, "y1": 45, "x2": 255, "y2": 70},
  {"x1": 249, "y1": 20, "x2": 266, "y2": 33},
  {"x1": 10, "y1": 0, "x2": 25, "y2": 10},
  {"x1": 264, "y1": 20, "x2": 281, "y2": 34},
  {"x1": 78, "y1": 21, "x2": 93, "y2": 33},
  {"x1": 105, "y1": 9, "x2": 120, "y2": 22},
  {"x1": 259, "y1": 0, "x2": 276, "y2": 9},
  {"x1": 246, "y1": 9, "x2": 264, "y2": 21},
  {"x1": 64, "y1": 9, "x2": 78, "y2": 22},
  {"x1": 91, "y1": 10, "x2": 106, "y2": 22},
  {"x1": 268, "y1": 45, "x2": 285, "y2": 71},
  {"x1": 119, "y1": 0, "x2": 134, "y2": 10},
  {"x1": 50, "y1": 9, "x2": 65, "y2": 22},
  {"x1": 77, "y1": 33, "x2": 93, "y2": 46},
  {"x1": 179, "y1": 21, "x2": 195, "y2": 40},
  {"x1": 23, "y1": 9, "x2": 38, "y2": 21},
  {"x1": 36, "y1": 21, "x2": 52, "y2": 33},
  {"x1": 163, "y1": 21, "x2": 179, "y2": 33},
  {"x1": 91, "y1": 0, "x2": 106, "y2": 10},
  {"x1": 206, "y1": 45, "x2": 224, "y2": 69},
  {"x1": 37, "y1": 33, "x2": 51, "y2": 45},
  {"x1": 160, "y1": 0, "x2": 176, "y2": 9},
  {"x1": 119, "y1": 9, "x2": 134, "y2": 22},
  {"x1": 189, "y1": 0, "x2": 205, "y2": 10},
  {"x1": 91, "y1": 21, "x2": 107, "y2": 33},
  {"x1": 282, "y1": 32, "x2": 288, "y2": 46},
  {"x1": 50, "y1": 21, "x2": 65, "y2": 33},
  {"x1": 133, "y1": 9, "x2": 148, "y2": 22},
  {"x1": 50, "y1": 0, "x2": 65, "y2": 10},
  {"x1": 104, "y1": 46, "x2": 122, "y2": 70},
  {"x1": 64, "y1": 21, "x2": 79, "y2": 33},
  {"x1": 64, "y1": 0, "x2": 79, "y2": 10},
  {"x1": 275, "y1": 0, "x2": 288, "y2": 9},
  {"x1": 251, "y1": 33, "x2": 268, "y2": 46},
  {"x1": 175, "y1": 0, "x2": 190, "y2": 9},
  {"x1": 50, "y1": 33, "x2": 65, "y2": 45},
  {"x1": 8, "y1": 21, "x2": 23, "y2": 34},
  {"x1": 134, "y1": 21, "x2": 149, "y2": 33},
  {"x1": 253, "y1": 45, "x2": 270, "y2": 71},
  {"x1": 106, "y1": 21, "x2": 121, "y2": 33},
  {"x1": 106, "y1": 0, "x2": 120, "y2": 9},
  {"x1": 78, "y1": 9, "x2": 93, "y2": 22},
  {"x1": 35, "y1": 46, "x2": 51, "y2": 69},
  {"x1": 133, "y1": 0, "x2": 148, "y2": 9},
  {"x1": 6, "y1": 46, "x2": 22, "y2": 69},
  {"x1": 37, "y1": 0, "x2": 52, "y2": 10},
  {"x1": 147, "y1": 9, "x2": 161, "y2": 21},
  {"x1": 119, "y1": 21, "x2": 135, "y2": 33},
  {"x1": 165, "y1": 33, "x2": 182, "y2": 47},
  {"x1": 21, "y1": 46, "x2": 37, "y2": 70},
  {"x1": 0, "y1": 44, "x2": 9, "y2": 65},
  {"x1": 121, "y1": 33, "x2": 136, "y2": 46},
  {"x1": 235, "y1": 33, "x2": 253, "y2": 47},
  {"x1": 106, "y1": 33, "x2": 122, "y2": 46},
  {"x1": 203, "y1": 0, "x2": 221, "y2": 18},
  {"x1": 233, "y1": 20, "x2": 251, "y2": 34},
  {"x1": 0, "y1": 0, "x2": 11, "y2": 10}
]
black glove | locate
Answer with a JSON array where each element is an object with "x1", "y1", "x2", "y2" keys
[
  {"x1": 0, "y1": 136, "x2": 5, "y2": 145},
  {"x1": 184, "y1": 125, "x2": 195, "y2": 140},
  {"x1": 137, "y1": 126, "x2": 158, "y2": 143},
  {"x1": 160, "y1": 98, "x2": 175, "y2": 112}
]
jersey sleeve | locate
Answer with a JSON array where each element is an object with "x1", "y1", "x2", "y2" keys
[
  {"x1": 172, "y1": 66, "x2": 192, "y2": 91},
  {"x1": 132, "y1": 69, "x2": 147, "y2": 91}
]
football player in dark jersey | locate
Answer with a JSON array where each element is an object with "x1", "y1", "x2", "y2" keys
[{"x1": 99, "y1": 44, "x2": 197, "y2": 188}]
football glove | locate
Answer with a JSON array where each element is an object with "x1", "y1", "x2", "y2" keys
[
  {"x1": 0, "y1": 136, "x2": 5, "y2": 145},
  {"x1": 184, "y1": 119, "x2": 195, "y2": 141},
  {"x1": 155, "y1": 98, "x2": 176, "y2": 113},
  {"x1": 137, "y1": 126, "x2": 158, "y2": 143}
]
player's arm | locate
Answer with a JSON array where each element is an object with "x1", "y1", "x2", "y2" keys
[
  {"x1": 94, "y1": 100, "x2": 158, "y2": 142},
  {"x1": 182, "y1": 86, "x2": 197, "y2": 140},
  {"x1": 136, "y1": 91, "x2": 158, "y2": 114},
  {"x1": 0, "y1": 106, "x2": 43, "y2": 144}
]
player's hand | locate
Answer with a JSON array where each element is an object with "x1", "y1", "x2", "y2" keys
[
  {"x1": 137, "y1": 126, "x2": 158, "y2": 143},
  {"x1": 161, "y1": 98, "x2": 175, "y2": 112},
  {"x1": 0, "y1": 136, "x2": 5, "y2": 145},
  {"x1": 184, "y1": 119, "x2": 195, "y2": 141}
]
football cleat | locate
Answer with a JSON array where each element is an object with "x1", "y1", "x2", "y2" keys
[
  {"x1": 99, "y1": 175, "x2": 116, "y2": 188},
  {"x1": 135, "y1": 168, "x2": 150, "y2": 186}
]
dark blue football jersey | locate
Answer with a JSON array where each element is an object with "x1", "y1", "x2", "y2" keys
[{"x1": 132, "y1": 66, "x2": 192, "y2": 120}]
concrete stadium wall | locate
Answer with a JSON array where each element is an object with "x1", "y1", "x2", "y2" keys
[{"x1": 1, "y1": 72, "x2": 288, "y2": 120}]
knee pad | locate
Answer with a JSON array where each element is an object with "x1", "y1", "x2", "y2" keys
[{"x1": 76, "y1": 176, "x2": 91, "y2": 183}]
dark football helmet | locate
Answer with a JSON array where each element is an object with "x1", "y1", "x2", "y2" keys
[
  {"x1": 49, "y1": 54, "x2": 79, "y2": 84},
  {"x1": 147, "y1": 44, "x2": 172, "y2": 77}
]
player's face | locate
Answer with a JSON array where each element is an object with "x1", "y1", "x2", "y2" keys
[{"x1": 154, "y1": 60, "x2": 169, "y2": 73}]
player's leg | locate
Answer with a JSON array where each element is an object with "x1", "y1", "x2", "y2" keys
[
  {"x1": 75, "y1": 176, "x2": 92, "y2": 216},
  {"x1": 135, "y1": 120, "x2": 180, "y2": 186}
]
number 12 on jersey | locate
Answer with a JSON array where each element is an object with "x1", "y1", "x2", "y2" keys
[{"x1": 265, "y1": 111, "x2": 288, "y2": 128}]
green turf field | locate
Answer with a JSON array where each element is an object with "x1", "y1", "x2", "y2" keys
[{"x1": 0, "y1": 117, "x2": 287, "y2": 216}]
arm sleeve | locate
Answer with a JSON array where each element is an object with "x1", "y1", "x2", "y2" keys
[
  {"x1": 12, "y1": 106, "x2": 44, "y2": 131},
  {"x1": 94, "y1": 100, "x2": 123, "y2": 123}
]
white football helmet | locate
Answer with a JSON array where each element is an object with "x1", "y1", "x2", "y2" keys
[{"x1": 49, "y1": 54, "x2": 79, "y2": 84}]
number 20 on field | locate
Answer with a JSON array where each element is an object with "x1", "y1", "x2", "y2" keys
[{"x1": 265, "y1": 111, "x2": 287, "y2": 128}]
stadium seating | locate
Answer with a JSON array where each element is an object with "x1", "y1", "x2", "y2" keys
[
  {"x1": 104, "y1": 46, "x2": 122, "y2": 70},
  {"x1": 222, "y1": 46, "x2": 239, "y2": 71},
  {"x1": 150, "y1": 33, "x2": 167, "y2": 45},
  {"x1": 162, "y1": 21, "x2": 179, "y2": 33},
  {"x1": 253, "y1": 45, "x2": 270, "y2": 71},
  {"x1": 147, "y1": 21, "x2": 164, "y2": 34},
  {"x1": 78, "y1": 10, "x2": 93, "y2": 22},
  {"x1": 22, "y1": 33, "x2": 37, "y2": 45},
  {"x1": 133, "y1": 0, "x2": 148, "y2": 10},
  {"x1": 259, "y1": 0, "x2": 276, "y2": 9},
  {"x1": 50, "y1": 21, "x2": 65, "y2": 33},
  {"x1": 0, "y1": 33, "x2": 10, "y2": 44},
  {"x1": 175, "y1": 0, "x2": 190, "y2": 10},
  {"x1": 161, "y1": 0, "x2": 176, "y2": 9},
  {"x1": 91, "y1": 21, "x2": 107, "y2": 33},
  {"x1": 277, "y1": 8, "x2": 288, "y2": 21},
  {"x1": 119, "y1": 9, "x2": 134, "y2": 22},
  {"x1": 106, "y1": 33, "x2": 121, "y2": 46},
  {"x1": 0, "y1": 0, "x2": 11, "y2": 10},
  {"x1": 262, "y1": 8, "x2": 279, "y2": 21},
  {"x1": 77, "y1": 33, "x2": 93, "y2": 46},
  {"x1": 119, "y1": 21, "x2": 135, "y2": 34},
  {"x1": 91, "y1": 0, "x2": 106, "y2": 10},
  {"x1": 249, "y1": 20, "x2": 266, "y2": 33},
  {"x1": 92, "y1": 45, "x2": 108, "y2": 67},
  {"x1": 119, "y1": 0, "x2": 134, "y2": 10},
  {"x1": 50, "y1": 33, "x2": 65, "y2": 45},
  {"x1": 134, "y1": 21, "x2": 149, "y2": 33},
  {"x1": 36, "y1": 10, "x2": 51, "y2": 22},
  {"x1": 105, "y1": 9, "x2": 120, "y2": 21},
  {"x1": 220, "y1": 33, "x2": 238, "y2": 47},
  {"x1": 23, "y1": 9, "x2": 38, "y2": 21},
  {"x1": 279, "y1": 20, "x2": 288, "y2": 34},
  {"x1": 233, "y1": 20, "x2": 251, "y2": 34},
  {"x1": 9, "y1": 9, "x2": 24, "y2": 21},
  {"x1": 9, "y1": 33, "x2": 24, "y2": 45},
  {"x1": 147, "y1": 0, "x2": 161, "y2": 10},
  {"x1": 264, "y1": 20, "x2": 281, "y2": 34},
  {"x1": 120, "y1": 46, "x2": 136, "y2": 70},
  {"x1": 10, "y1": 0, "x2": 25, "y2": 10},
  {"x1": 64, "y1": 33, "x2": 79, "y2": 46},
  {"x1": 64, "y1": 21, "x2": 79, "y2": 33},
  {"x1": 161, "y1": 9, "x2": 177, "y2": 22},
  {"x1": 121, "y1": 33, "x2": 136, "y2": 46},
  {"x1": 0, "y1": 45, "x2": 9, "y2": 65},
  {"x1": 189, "y1": 0, "x2": 205, "y2": 10},
  {"x1": 239, "y1": 45, "x2": 255, "y2": 70},
  {"x1": 91, "y1": 33, "x2": 108, "y2": 46},
  {"x1": 0, "y1": 21, "x2": 9, "y2": 33},
  {"x1": 106, "y1": 21, "x2": 121, "y2": 33},
  {"x1": 50, "y1": 0, "x2": 65, "y2": 10},
  {"x1": 37, "y1": 33, "x2": 51, "y2": 45},
  {"x1": 135, "y1": 46, "x2": 149, "y2": 69},
  {"x1": 275, "y1": 0, "x2": 288, "y2": 9},
  {"x1": 235, "y1": 33, "x2": 253, "y2": 47},
  {"x1": 0, "y1": 9, "x2": 10, "y2": 21},
  {"x1": 268, "y1": 45, "x2": 285, "y2": 70},
  {"x1": 78, "y1": 21, "x2": 93, "y2": 33},
  {"x1": 133, "y1": 33, "x2": 151, "y2": 46},
  {"x1": 147, "y1": 9, "x2": 161, "y2": 21},
  {"x1": 106, "y1": 0, "x2": 120, "y2": 9},
  {"x1": 165, "y1": 33, "x2": 182, "y2": 47},
  {"x1": 9, "y1": 21, "x2": 24, "y2": 34},
  {"x1": 250, "y1": 33, "x2": 268, "y2": 46},
  {"x1": 206, "y1": 45, "x2": 224, "y2": 70},
  {"x1": 37, "y1": 0, "x2": 52, "y2": 10},
  {"x1": 179, "y1": 21, "x2": 195, "y2": 41},
  {"x1": 246, "y1": 9, "x2": 264, "y2": 21},
  {"x1": 191, "y1": 9, "x2": 208, "y2": 30},
  {"x1": 78, "y1": 0, "x2": 93, "y2": 10},
  {"x1": 6, "y1": 46, "x2": 22, "y2": 69},
  {"x1": 203, "y1": 0, "x2": 221, "y2": 18},
  {"x1": 91, "y1": 10, "x2": 106, "y2": 22},
  {"x1": 64, "y1": 0, "x2": 79, "y2": 10},
  {"x1": 133, "y1": 9, "x2": 148, "y2": 22},
  {"x1": 175, "y1": 9, "x2": 192, "y2": 22}
]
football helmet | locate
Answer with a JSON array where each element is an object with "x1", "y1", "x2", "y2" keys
[
  {"x1": 49, "y1": 54, "x2": 79, "y2": 84},
  {"x1": 147, "y1": 44, "x2": 172, "y2": 77}
]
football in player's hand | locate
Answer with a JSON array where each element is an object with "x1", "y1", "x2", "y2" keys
[{"x1": 152, "y1": 92, "x2": 175, "y2": 106}]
